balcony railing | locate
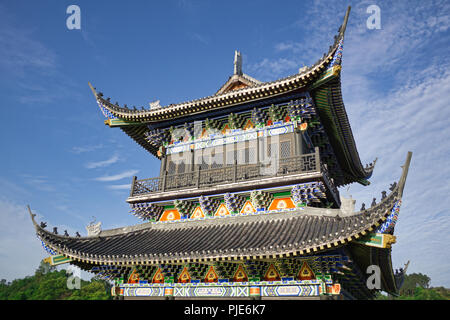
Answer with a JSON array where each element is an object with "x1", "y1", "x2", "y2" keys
[{"x1": 130, "y1": 148, "x2": 323, "y2": 198}]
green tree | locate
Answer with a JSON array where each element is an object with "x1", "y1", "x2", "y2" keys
[
  {"x1": 400, "y1": 273, "x2": 431, "y2": 296},
  {"x1": 0, "y1": 262, "x2": 112, "y2": 300},
  {"x1": 35, "y1": 261, "x2": 56, "y2": 277},
  {"x1": 375, "y1": 272, "x2": 449, "y2": 300}
]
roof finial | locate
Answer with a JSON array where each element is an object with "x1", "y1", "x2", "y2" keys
[{"x1": 234, "y1": 50, "x2": 242, "y2": 75}]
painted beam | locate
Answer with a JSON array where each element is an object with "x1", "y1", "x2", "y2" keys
[
  {"x1": 43, "y1": 254, "x2": 72, "y2": 266},
  {"x1": 355, "y1": 233, "x2": 396, "y2": 249}
]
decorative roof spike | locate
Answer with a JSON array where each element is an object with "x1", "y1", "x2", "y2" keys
[
  {"x1": 40, "y1": 221, "x2": 47, "y2": 229},
  {"x1": 234, "y1": 50, "x2": 243, "y2": 76},
  {"x1": 389, "y1": 182, "x2": 397, "y2": 191},
  {"x1": 341, "y1": 6, "x2": 351, "y2": 36},
  {"x1": 371, "y1": 198, "x2": 376, "y2": 207},
  {"x1": 86, "y1": 220, "x2": 102, "y2": 236},
  {"x1": 53, "y1": 227, "x2": 58, "y2": 235}
]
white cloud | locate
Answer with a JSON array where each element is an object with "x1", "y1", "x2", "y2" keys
[
  {"x1": 330, "y1": 1, "x2": 450, "y2": 287},
  {"x1": 0, "y1": 4, "x2": 85, "y2": 106},
  {"x1": 0, "y1": 5, "x2": 56, "y2": 78},
  {"x1": 85, "y1": 154, "x2": 120, "y2": 169},
  {"x1": 0, "y1": 198, "x2": 46, "y2": 281},
  {"x1": 344, "y1": 64, "x2": 450, "y2": 287},
  {"x1": 94, "y1": 170, "x2": 139, "y2": 182},
  {"x1": 247, "y1": 0, "x2": 450, "y2": 287},
  {"x1": 107, "y1": 184, "x2": 131, "y2": 190},
  {"x1": 20, "y1": 174, "x2": 56, "y2": 193},
  {"x1": 188, "y1": 32, "x2": 209, "y2": 45},
  {"x1": 70, "y1": 144, "x2": 104, "y2": 154},
  {"x1": 248, "y1": 57, "x2": 298, "y2": 81},
  {"x1": 274, "y1": 42, "x2": 296, "y2": 52}
]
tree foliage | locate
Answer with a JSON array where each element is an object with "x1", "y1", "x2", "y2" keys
[
  {"x1": 400, "y1": 272, "x2": 431, "y2": 296},
  {"x1": 375, "y1": 272, "x2": 449, "y2": 300},
  {"x1": 0, "y1": 262, "x2": 112, "y2": 300}
]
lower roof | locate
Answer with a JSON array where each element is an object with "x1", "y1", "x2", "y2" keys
[{"x1": 30, "y1": 152, "x2": 411, "y2": 267}]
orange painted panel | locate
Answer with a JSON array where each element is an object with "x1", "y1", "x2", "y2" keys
[
  {"x1": 228, "y1": 82, "x2": 249, "y2": 91},
  {"x1": 152, "y1": 268, "x2": 165, "y2": 283},
  {"x1": 159, "y1": 209, "x2": 181, "y2": 222},
  {"x1": 243, "y1": 119, "x2": 254, "y2": 130},
  {"x1": 240, "y1": 200, "x2": 256, "y2": 214},
  {"x1": 215, "y1": 203, "x2": 230, "y2": 216},
  {"x1": 264, "y1": 264, "x2": 281, "y2": 281},
  {"x1": 297, "y1": 261, "x2": 315, "y2": 281},
  {"x1": 233, "y1": 265, "x2": 248, "y2": 282},
  {"x1": 249, "y1": 287, "x2": 260, "y2": 295},
  {"x1": 204, "y1": 266, "x2": 219, "y2": 283},
  {"x1": 200, "y1": 128, "x2": 208, "y2": 138},
  {"x1": 178, "y1": 267, "x2": 191, "y2": 283},
  {"x1": 164, "y1": 288, "x2": 173, "y2": 295},
  {"x1": 268, "y1": 197, "x2": 296, "y2": 211},
  {"x1": 190, "y1": 206, "x2": 205, "y2": 219},
  {"x1": 127, "y1": 268, "x2": 140, "y2": 284},
  {"x1": 222, "y1": 124, "x2": 231, "y2": 135}
]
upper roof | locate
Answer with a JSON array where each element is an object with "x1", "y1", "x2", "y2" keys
[
  {"x1": 88, "y1": 6, "x2": 376, "y2": 185},
  {"x1": 89, "y1": 7, "x2": 351, "y2": 123}
]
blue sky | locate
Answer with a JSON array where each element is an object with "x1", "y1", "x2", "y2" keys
[{"x1": 0, "y1": 0, "x2": 449, "y2": 288}]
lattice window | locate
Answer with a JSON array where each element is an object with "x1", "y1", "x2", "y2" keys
[
  {"x1": 200, "y1": 155, "x2": 210, "y2": 170},
  {"x1": 211, "y1": 153, "x2": 223, "y2": 169},
  {"x1": 268, "y1": 143, "x2": 279, "y2": 159},
  {"x1": 168, "y1": 161, "x2": 176, "y2": 174},
  {"x1": 248, "y1": 147, "x2": 256, "y2": 164},
  {"x1": 237, "y1": 149, "x2": 246, "y2": 165},
  {"x1": 210, "y1": 147, "x2": 224, "y2": 169},
  {"x1": 226, "y1": 150, "x2": 237, "y2": 166},
  {"x1": 280, "y1": 141, "x2": 291, "y2": 158},
  {"x1": 177, "y1": 161, "x2": 185, "y2": 174}
]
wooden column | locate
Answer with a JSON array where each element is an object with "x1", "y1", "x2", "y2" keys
[
  {"x1": 129, "y1": 176, "x2": 137, "y2": 197},
  {"x1": 160, "y1": 151, "x2": 168, "y2": 192},
  {"x1": 190, "y1": 149, "x2": 195, "y2": 172},
  {"x1": 295, "y1": 128, "x2": 303, "y2": 156},
  {"x1": 314, "y1": 146, "x2": 321, "y2": 171},
  {"x1": 256, "y1": 137, "x2": 260, "y2": 164},
  {"x1": 160, "y1": 154, "x2": 167, "y2": 177}
]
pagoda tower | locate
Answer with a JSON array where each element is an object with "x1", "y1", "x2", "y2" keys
[{"x1": 29, "y1": 7, "x2": 412, "y2": 300}]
